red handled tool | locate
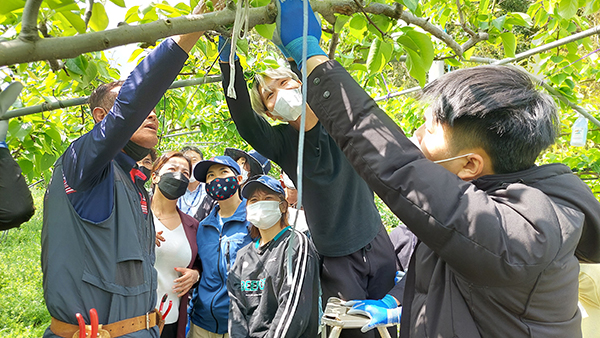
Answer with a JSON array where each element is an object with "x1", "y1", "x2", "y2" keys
[
  {"x1": 75, "y1": 313, "x2": 86, "y2": 338},
  {"x1": 159, "y1": 293, "x2": 173, "y2": 320},
  {"x1": 74, "y1": 308, "x2": 100, "y2": 338}
]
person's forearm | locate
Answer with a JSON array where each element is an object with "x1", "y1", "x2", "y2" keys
[
  {"x1": 172, "y1": 32, "x2": 203, "y2": 54},
  {"x1": 220, "y1": 61, "x2": 284, "y2": 162},
  {"x1": 64, "y1": 38, "x2": 189, "y2": 191},
  {"x1": 305, "y1": 55, "x2": 329, "y2": 76}
]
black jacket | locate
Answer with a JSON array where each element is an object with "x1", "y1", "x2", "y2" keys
[
  {"x1": 227, "y1": 227, "x2": 320, "y2": 338},
  {"x1": 306, "y1": 60, "x2": 600, "y2": 338},
  {"x1": 0, "y1": 147, "x2": 34, "y2": 230}
]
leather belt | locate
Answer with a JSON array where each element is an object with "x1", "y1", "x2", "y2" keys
[{"x1": 50, "y1": 309, "x2": 163, "y2": 338}]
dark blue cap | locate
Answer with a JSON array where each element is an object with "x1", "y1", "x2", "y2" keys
[
  {"x1": 224, "y1": 148, "x2": 272, "y2": 176},
  {"x1": 194, "y1": 156, "x2": 241, "y2": 183},
  {"x1": 248, "y1": 150, "x2": 271, "y2": 175},
  {"x1": 241, "y1": 175, "x2": 285, "y2": 198}
]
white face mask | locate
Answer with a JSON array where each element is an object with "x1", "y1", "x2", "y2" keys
[
  {"x1": 240, "y1": 168, "x2": 249, "y2": 184},
  {"x1": 272, "y1": 87, "x2": 303, "y2": 122},
  {"x1": 246, "y1": 201, "x2": 282, "y2": 230},
  {"x1": 188, "y1": 163, "x2": 197, "y2": 183},
  {"x1": 433, "y1": 153, "x2": 474, "y2": 164}
]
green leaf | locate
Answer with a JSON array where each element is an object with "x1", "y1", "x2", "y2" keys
[
  {"x1": 491, "y1": 15, "x2": 506, "y2": 31},
  {"x1": 558, "y1": 0, "x2": 578, "y2": 19},
  {"x1": 236, "y1": 39, "x2": 249, "y2": 56},
  {"x1": 396, "y1": 29, "x2": 433, "y2": 77},
  {"x1": 13, "y1": 122, "x2": 32, "y2": 142},
  {"x1": 500, "y1": 32, "x2": 516, "y2": 58},
  {"x1": 402, "y1": 0, "x2": 419, "y2": 12},
  {"x1": 584, "y1": 0, "x2": 600, "y2": 15},
  {"x1": 45, "y1": 127, "x2": 62, "y2": 144},
  {"x1": 65, "y1": 56, "x2": 87, "y2": 75},
  {"x1": 334, "y1": 15, "x2": 351, "y2": 34},
  {"x1": 505, "y1": 12, "x2": 532, "y2": 27},
  {"x1": 438, "y1": 7, "x2": 451, "y2": 28},
  {"x1": 125, "y1": 6, "x2": 141, "y2": 23},
  {"x1": 154, "y1": 3, "x2": 183, "y2": 15},
  {"x1": 0, "y1": 0, "x2": 24, "y2": 15},
  {"x1": 57, "y1": 11, "x2": 86, "y2": 34},
  {"x1": 405, "y1": 49, "x2": 426, "y2": 87},
  {"x1": 367, "y1": 38, "x2": 383, "y2": 74},
  {"x1": 45, "y1": 0, "x2": 76, "y2": 10},
  {"x1": 89, "y1": 3, "x2": 109, "y2": 32},
  {"x1": 17, "y1": 158, "x2": 33, "y2": 175},
  {"x1": 349, "y1": 15, "x2": 367, "y2": 40},
  {"x1": 251, "y1": 0, "x2": 271, "y2": 6},
  {"x1": 254, "y1": 23, "x2": 276, "y2": 40},
  {"x1": 109, "y1": 0, "x2": 126, "y2": 8},
  {"x1": 366, "y1": 38, "x2": 392, "y2": 74},
  {"x1": 348, "y1": 63, "x2": 368, "y2": 72},
  {"x1": 479, "y1": 0, "x2": 489, "y2": 14},
  {"x1": 444, "y1": 58, "x2": 461, "y2": 67},
  {"x1": 127, "y1": 48, "x2": 144, "y2": 63},
  {"x1": 369, "y1": 15, "x2": 392, "y2": 38}
]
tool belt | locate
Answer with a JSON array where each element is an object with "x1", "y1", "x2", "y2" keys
[{"x1": 51, "y1": 309, "x2": 164, "y2": 338}]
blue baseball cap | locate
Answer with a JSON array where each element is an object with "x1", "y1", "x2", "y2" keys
[
  {"x1": 241, "y1": 175, "x2": 285, "y2": 199},
  {"x1": 194, "y1": 156, "x2": 241, "y2": 183}
]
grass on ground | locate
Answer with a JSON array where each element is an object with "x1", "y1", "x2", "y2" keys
[{"x1": 0, "y1": 187, "x2": 50, "y2": 337}]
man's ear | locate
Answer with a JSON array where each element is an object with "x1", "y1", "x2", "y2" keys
[
  {"x1": 456, "y1": 152, "x2": 488, "y2": 181},
  {"x1": 92, "y1": 107, "x2": 108, "y2": 123}
]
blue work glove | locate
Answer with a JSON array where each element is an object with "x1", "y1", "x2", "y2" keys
[
  {"x1": 348, "y1": 303, "x2": 402, "y2": 333},
  {"x1": 218, "y1": 36, "x2": 238, "y2": 63},
  {"x1": 395, "y1": 270, "x2": 406, "y2": 285},
  {"x1": 271, "y1": 0, "x2": 326, "y2": 69},
  {"x1": 342, "y1": 294, "x2": 398, "y2": 309}
]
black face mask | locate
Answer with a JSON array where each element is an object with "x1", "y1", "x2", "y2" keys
[
  {"x1": 139, "y1": 166, "x2": 151, "y2": 180},
  {"x1": 123, "y1": 140, "x2": 151, "y2": 162},
  {"x1": 157, "y1": 172, "x2": 189, "y2": 200}
]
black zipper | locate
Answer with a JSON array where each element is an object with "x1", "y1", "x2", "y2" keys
[
  {"x1": 209, "y1": 233, "x2": 225, "y2": 333},
  {"x1": 226, "y1": 241, "x2": 231, "y2": 271}
]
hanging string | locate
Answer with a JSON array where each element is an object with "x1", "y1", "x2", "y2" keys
[
  {"x1": 227, "y1": 0, "x2": 251, "y2": 99},
  {"x1": 287, "y1": 0, "x2": 310, "y2": 285}
]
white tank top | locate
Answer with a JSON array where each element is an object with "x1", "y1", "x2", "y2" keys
[{"x1": 154, "y1": 216, "x2": 192, "y2": 324}]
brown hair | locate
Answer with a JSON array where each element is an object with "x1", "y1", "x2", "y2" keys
[
  {"x1": 151, "y1": 151, "x2": 192, "y2": 191},
  {"x1": 247, "y1": 185, "x2": 289, "y2": 240}
]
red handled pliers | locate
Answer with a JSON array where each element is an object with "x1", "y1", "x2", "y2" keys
[
  {"x1": 159, "y1": 293, "x2": 173, "y2": 320},
  {"x1": 75, "y1": 308, "x2": 99, "y2": 338}
]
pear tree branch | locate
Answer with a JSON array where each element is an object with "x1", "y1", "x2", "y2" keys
[
  {"x1": 19, "y1": 0, "x2": 44, "y2": 42},
  {"x1": 2, "y1": 0, "x2": 490, "y2": 67}
]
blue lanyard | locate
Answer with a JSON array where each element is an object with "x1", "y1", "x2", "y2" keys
[{"x1": 179, "y1": 187, "x2": 202, "y2": 214}]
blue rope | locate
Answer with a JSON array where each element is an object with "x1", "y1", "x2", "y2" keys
[{"x1": 287, "y1": 0, "x2": 310, "y2": 284}]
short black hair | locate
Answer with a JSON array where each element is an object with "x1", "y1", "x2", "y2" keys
[
  {"x1": 181, "y1": 145, "x2": 204, "y2": 160},
  {"x1": 422, "y1": 65, "x2": 558, "y2": 174},
  {"x1": 88, "y1": 81, "x2": 125, "y2": 112}
]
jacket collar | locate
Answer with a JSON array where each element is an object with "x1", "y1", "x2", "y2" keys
[
  {"x1": 471, "y1": 163, "x2": 571, "y2": 192},
  {"x1": 201, "y1": 199, "x2": 249, "y2": 227}
]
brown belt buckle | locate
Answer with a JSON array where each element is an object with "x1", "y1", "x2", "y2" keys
[
  {"x1": 146, "y1": 312, "x2": 150, "y2": 330},
  {"x1": 72, "y1": 325, "x2": 111, "y2": 338}
]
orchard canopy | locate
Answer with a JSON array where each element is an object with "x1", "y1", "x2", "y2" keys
[{"x1": 0, "y1": 0, "x2": 598, "y2": 197}]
